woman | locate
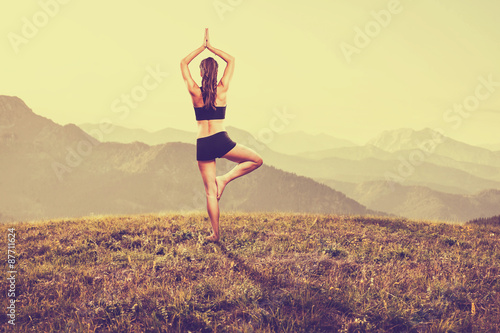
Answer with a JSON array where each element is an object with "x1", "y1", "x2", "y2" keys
[{"x1": 180, "y1": 28, "x2": 263, "y2": 242}]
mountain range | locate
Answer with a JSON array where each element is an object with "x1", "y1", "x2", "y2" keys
[
  {"x1": 2, "y1": 95, "x2": 500, "y2": 222},
  {"x1": 319, "y1": 179, "x2": 500, "y2": 222},
  {"x1": 262, "y1": 131, "x2": 357, "y2": 155},
  {"x1": 225, "y1": 127, "x2": 500, "y2": 196},
  {"x1": 79, "y1": 123, "x2": 195, "y2": 146},
  {"x1": 0, "y1": 95, "x2": 374, "y2": 223},
  {"x1": 79, "y1": 120, "x2": 500, "y2": 222},
  {"x1": 480, "y1": 143, "x2": 500, "y2": 151}
]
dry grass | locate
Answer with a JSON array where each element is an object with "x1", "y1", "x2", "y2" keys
[{"x1": 1, "y1": 212, "x2": 499, "y2": 332}]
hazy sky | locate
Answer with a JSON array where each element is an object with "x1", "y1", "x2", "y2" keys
[{"x1": 1, "y1": 0, "x2": 499, "y2": 145}]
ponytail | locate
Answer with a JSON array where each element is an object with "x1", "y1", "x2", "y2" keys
[{"x1": 200, "y1": 57, "x2": 218, "y2": 111}]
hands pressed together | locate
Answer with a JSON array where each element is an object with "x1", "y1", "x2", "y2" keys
[
  {"x1": 181, "y1": 28, "x2": 233, "y2": 65},
  {"x1": 203, "y1": 28, "x2": 212, "y2": 50}
]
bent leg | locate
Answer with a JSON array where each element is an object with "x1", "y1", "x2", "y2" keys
[
  {"x1": 216, "y1": 144, "x2": 263, "y2": 199},
  {"x1": 198, "y1": 160, "x2": 220, "y2": 241}
]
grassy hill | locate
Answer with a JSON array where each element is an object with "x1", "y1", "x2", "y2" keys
[{"x1": 1, "y1": 213, "x2": 499, "y2": 332}]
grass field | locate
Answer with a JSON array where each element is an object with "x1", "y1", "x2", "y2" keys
[{"x1": 1, "y1": 212, "x2": 499, "y2": 332}]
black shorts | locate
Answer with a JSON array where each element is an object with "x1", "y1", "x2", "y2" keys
[{"x1": 196, "y1": 131, "x2": 237, "y2": 161}]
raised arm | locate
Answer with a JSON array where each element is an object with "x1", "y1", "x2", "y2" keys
[
  {"x1": 180, "y1": 31, "x2": 207, "y2": 95},
  {"x1": 206, "y1": 29, "x2": 235, "y2": 89}
]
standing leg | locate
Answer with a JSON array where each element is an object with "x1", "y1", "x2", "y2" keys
[
  {"x1": 216, "y1": 144, "x2": 263, "y2": 199},
  {"x1": 198, "y1": 160, "x2": 220, "y2": 242}
]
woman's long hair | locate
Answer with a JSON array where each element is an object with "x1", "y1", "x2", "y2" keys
[{"x1": 199, "y1": 57, "x2": 218, "y2": 111}]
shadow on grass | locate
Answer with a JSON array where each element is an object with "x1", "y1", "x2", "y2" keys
[
  {"x1": 217, "y1": 242, "x2": 287, "y2": 289},
  {"x1": 212, "y1": 242, "x2": 349, "y2": 332}
]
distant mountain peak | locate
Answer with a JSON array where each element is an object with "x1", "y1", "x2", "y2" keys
[
  {"x1": 0, "y1": 96, "x2": 99, "y2": 147},
  {"x1": 0, "y1": 95, "x2": 28, "y2": 107},
  {"x1": 375, "y1": 127, "x2": 442, "y2": 138},
  {"x1": 0, "y1": 95, "x2": 32, "y2": 120},
  {"x1": 368, "y1": 127, "x2": 447, "y2": 152},
  {"x1": 0, "y1": 96, "x2": 38, "y2": 133}
]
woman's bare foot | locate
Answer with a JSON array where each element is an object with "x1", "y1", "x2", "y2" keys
[
  {"x1": 205, "y1": 234, "x2": 219, "y2": 243},
  {"x1": 215, "y1": 176, "x2": 228, "y2": 200}
]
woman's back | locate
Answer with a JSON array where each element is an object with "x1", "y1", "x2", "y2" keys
[
  {"x1": 180, "y1": 28, "x2": 235, "y2": 138},
  {"x1": 194, "y1": 84, "x2": 228, "y2": 138}
]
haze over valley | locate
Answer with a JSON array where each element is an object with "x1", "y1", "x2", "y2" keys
[
  {"x1": 0, "y1": 96, "x2": 375, "y2": 223},
  {"x1": 2, "y1": 95, "x2": 498, "y2": 223}
]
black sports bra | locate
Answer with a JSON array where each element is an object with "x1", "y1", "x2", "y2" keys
[
  {"x1": 194, "y1": 86, "x2": 226, "y2": 121},
  {"x1": 194, "y1": 105, "x2": 226, "y2": 121}
]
